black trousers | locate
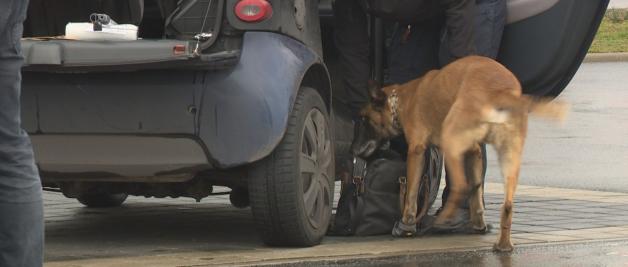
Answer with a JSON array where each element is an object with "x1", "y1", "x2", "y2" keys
[
  {"x1": 333, "y1": 0, "x2": 371, "y2": 117},
  {"x1": 0, "y1": 0, "x2": 45, "y2": 266}
]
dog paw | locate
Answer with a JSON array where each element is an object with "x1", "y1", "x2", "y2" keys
[
  {"x1": 493, "y1": 242, "x2": 514, "y2": 252},
  {"x1": 392, "y1": 221, "x2": 417, "y2": 237}
]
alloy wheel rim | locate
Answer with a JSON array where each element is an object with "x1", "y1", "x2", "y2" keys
[{"x1": 300, "y1": 108, "x2": 332, "y2": 229}]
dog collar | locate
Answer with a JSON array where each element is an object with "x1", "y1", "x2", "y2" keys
[{"x1": 388, "y1": 89, "x2": 402, "y2": 131}]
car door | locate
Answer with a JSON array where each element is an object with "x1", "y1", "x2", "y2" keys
[{"x1": 498, "y1": 0, "x2": 610, "y2": 97}]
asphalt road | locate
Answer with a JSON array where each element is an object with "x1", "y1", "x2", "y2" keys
[{"x1": 485, "y1": 62, "x2": 628, "y2": 193}]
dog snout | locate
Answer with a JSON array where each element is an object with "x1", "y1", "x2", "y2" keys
[
  {"x1": 350, "y1": 139, "x2": 367, "y2": 157},
  {"x1": 350, "y1": 117, "x2": 383, "y2": 158},
  {"x1": 350, "y1": 142, "x2": 362, "y2": 156},
  {"x1": 351, "y1": 119, "x2": 370, "y2": 156},
  {"x1": 351, "y1": 139, "x2": 379, "y2": 158},
  {"x1": 361, "y1": 141, "x2": 379, "y2": 157}
]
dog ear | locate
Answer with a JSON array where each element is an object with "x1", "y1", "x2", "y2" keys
[{"x1": 368, "y1": 80, "x2": 386, "y2": 105}]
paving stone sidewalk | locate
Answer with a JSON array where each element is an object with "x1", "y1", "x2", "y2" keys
[{"x1": 43, "y1": 182, "x2": 628, "y2": 266}]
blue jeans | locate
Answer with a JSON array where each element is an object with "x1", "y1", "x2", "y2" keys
[
  {"x1": 0, "y1": 0, "x2": 44, "y2": 266},
  {"x1": 440, "y1": 0, "x2": 508, "y2": 64},
  {"x1": 387, "y1": 0, "x2": 507, "y2": 84}
]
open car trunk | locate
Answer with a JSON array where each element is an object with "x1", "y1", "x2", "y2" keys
[
  {"x1": 497, "y1": 0, "x2": 609, "y2": 97},
  {"x1": 22, "y1": 0, "x2": 224, "y2": 70}
]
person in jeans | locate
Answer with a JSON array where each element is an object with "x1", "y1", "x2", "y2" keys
[
  {"x1": 334, "y1": 0, "x2": 476, "y2": 119},
  {"x1": 0, "y1": 0, "x2": 45, "y2": 266},
  {"x1": 386, "y1": 0, "x2": 507, "y2": 86},
  {"x1": 438, "y1": 0, "x2": 507, "y2": 221}
]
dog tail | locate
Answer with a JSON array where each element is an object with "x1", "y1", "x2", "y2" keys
[
  {"x1": 482, "y1": 93, "x2": 569, "y2": 124},
  {"x1": 483, "y1": 107, "x2": 512, "y2": 124},
  {"x1": 527, "y1": 97, "x2": 570, "y2": 123}
]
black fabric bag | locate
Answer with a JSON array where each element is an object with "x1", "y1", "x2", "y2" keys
[
  {"x1": 330, "y1": 148, "x2": 442, "y2": 236},
  {"x1": 360, "y1": 0, "x2": 440, "y2": 23},
  {"x1": 331, "y1": 158, "x2": 404, "y2": 236}
]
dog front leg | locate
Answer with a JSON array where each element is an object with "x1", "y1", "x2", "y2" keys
[{"x1": 392, "y1": 144, "x2": 426, "y2": 237}]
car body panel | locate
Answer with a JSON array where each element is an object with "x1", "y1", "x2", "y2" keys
[
  {"x1": 225, "y1": 0, "x2": 324, "y2": 57},
  {"x1": 498, "y1": 0, "x2": 609, "y2": 96},
  {"x1": 198, "y1": 31, "x2": 328, "y2": 168},
  {"x1": 31, "y1": 135, "x2": 210, "y2": 181},
  {"x1": 22, "y1": 70, "x2": 200, "y2": 134},
  {"x1": 506, "y1": 0, "x2": 560, "y2": 24}
]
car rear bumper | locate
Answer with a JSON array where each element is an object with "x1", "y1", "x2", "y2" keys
[
  {"x1": 32, "y1": 135, "x2": 211, "y2": 182},
  {"x1": 22, "y1": 32, "x2": 328, "y2": 181}
]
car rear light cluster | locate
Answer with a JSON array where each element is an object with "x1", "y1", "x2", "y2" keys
[{"x1": 235, "y1": 0, "x2": 273, "y2": 22}]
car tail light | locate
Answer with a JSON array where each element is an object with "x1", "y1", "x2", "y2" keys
[
  {"x1": 173, "y1": 44, "x2": 186, "y2": 55},
  {"x1": 235, "y1": 0, "x2": 272, "y2": 22}
]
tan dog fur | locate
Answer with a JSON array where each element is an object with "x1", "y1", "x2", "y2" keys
[{"x1": 361, "y1": 56, "x2": 568, "y2": 251}]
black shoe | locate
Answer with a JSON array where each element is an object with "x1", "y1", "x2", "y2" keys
[
  {"x1": 422, "y1": 208, "x2": 492, "y2": 235},
  {"x1": 392, "y1": 220, "x2": 418, "y2": 237},
  {"x1": 433, "y1": 206, "x2": 445, "y2": 217}
]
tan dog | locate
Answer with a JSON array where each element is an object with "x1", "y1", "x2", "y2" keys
[{"x1": 351, "y1": 56, "x2": 568, "y2": 251}]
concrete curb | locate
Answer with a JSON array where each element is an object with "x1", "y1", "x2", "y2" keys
[
  {"x1": 584, "y1": 52, "x2": 628, "y2": 63},
  {"x1": 44, "y1": 236, "x2": 628, "y2": 267}
]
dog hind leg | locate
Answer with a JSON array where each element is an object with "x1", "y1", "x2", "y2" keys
[
  {"x1": 493, "y1": 137, "x2": 523, "y2": 252},
  {"x1": 466, "y1": 143, "x2": 487, "y2": 232}
]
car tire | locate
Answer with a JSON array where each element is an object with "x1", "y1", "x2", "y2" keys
[
  {"x1": 77, "y1": 193, "x2": 128, "y2": 208},
  {"x1": 249, "y1": 87, "x2": 334, "y2": 247}
]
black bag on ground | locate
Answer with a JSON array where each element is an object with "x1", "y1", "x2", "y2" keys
[
  {"x1": 329, "y1": 148, "x2": 442, "y2": 236},
  {"x1": 331, "y1": 157, "x2": 404, "y2": 236}
]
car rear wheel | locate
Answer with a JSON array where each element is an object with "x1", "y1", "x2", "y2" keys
[
  {"x1": 77, "y1": 193, "x2": 128, "y2": 208},
  {"x1": 249, "y1": 87, "x2": 334, "y2": 247}
]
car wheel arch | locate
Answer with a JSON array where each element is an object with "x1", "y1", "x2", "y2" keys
[
  {"x1": 197, "y1": 32, "x2": 333, "y2": 168},
  {"x1": 299, "y1": 62, "x2": 332, "y2": 114}
]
